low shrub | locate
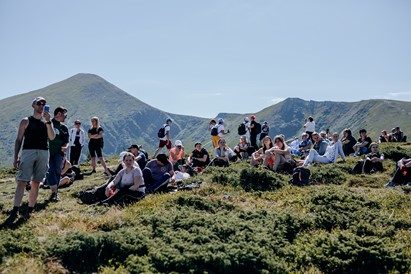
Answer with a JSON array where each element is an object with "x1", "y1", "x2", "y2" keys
[
  {"x1": 310, "y1": 164, "x2": 346, "y2": 185},
  {"x1": 240, "y1": 167, "x2": 287, "y2": 192}
]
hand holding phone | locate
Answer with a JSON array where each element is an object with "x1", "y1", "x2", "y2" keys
[{"x1": 44, "y1": 105, "x2": 50, "y2": 112}]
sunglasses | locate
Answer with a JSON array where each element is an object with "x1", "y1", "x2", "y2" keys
[{"x1": 36, "y1": 102, "x2": 46, "y2": 106}]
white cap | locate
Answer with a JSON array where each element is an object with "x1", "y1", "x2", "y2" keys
[{"x1": 175, "y1": 140, "x2": 183, "y2": 146}]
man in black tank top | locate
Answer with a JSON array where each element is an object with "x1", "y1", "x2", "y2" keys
[{"x1": 6, "y1": 97, "x2": 56, "y2": 223}]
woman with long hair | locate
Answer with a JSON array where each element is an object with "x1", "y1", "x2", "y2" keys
[{"x1": 88, "y1": 116, "x2": 111, "y2": 175}]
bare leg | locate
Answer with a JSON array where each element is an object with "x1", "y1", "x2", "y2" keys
[
  {"x1": 99, "y1": 157, "x2": 110, "y2": 174},
  {"x1": 91, "y1": 157, "x2": 96, "y2": 171},
  {"x1": 14, "y1": 180, "x2": 27, "y2": 207},
  {"x1": 28, "y1": 181, "x2": 40, "y2": 207}
]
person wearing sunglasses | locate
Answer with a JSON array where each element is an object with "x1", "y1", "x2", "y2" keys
[
  {"x1": 7, "y1": 97, "x2": 55, "y2": 222},
  {"x1": 68, "y1": 120, "x2": 85, "y2": 165},
  {"x1": 45, "y1": 106, "x2": 69, "y2": 202}
]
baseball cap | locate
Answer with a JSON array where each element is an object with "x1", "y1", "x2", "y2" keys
[
  {"x1": 175, "y1": 140, "x2": 183, "y2": 146},
  {"x1": 218, "y1": 118, "x2": 224, "y2": 123},
  {"x1": 127, "y1": 144, "x2": 140, "y2": 150},
  {"x1": 250, "y1": 115, "x2": 256, "y2": 119},
  {"x1": 32, "y1": 97, "x2": 46, "y2": 104},
  {"x1": 156, "y1": 154, "x2": 169, "y2": 165},
  {"x1": 54, "y1": 106, "x2": 68, "y2": 115},
  {"x1": 166, "y1": 117, "x2": 173, "y2": 123}
]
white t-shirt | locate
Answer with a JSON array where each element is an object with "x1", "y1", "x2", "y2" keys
[
  {"x1": 114, "y1": 166, "x2": 145, "y2": 192},
  {"x1": 160, "y1": 124, "x2": 171, "y2": 141},
  {"x1": 217, "y1": 124, "x2": 225, "y2": 137},
  {"x1": 305, "y1": 121, "x2": 315, "y2": 132}
]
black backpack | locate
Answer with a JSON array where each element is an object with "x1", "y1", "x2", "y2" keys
[
  {"x1": 210, "y1": 125, "x2": 218, "y2": 136},
  {"x1": 254, "y1": 122, "x2": 262, "y2": 135},
  {"x1": 290, "y1": 167, "x2": 310, "y2": 186},
  {"x1": 157, "y1": 126, "x2": 166, "y2": 138},
  {"x1": 238, "y1": 123, "x2": 247, "y2": 135}
]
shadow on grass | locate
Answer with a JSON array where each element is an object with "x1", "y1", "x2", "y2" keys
[{"x1": 0, "y1": 200, "x2": 50, "y2": 230}]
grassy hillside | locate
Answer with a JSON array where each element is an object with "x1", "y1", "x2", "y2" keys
[
  {"x1": 0, "y1": 143, "x2": 411, "y2": 273},
  {"x1": 1, "y1": 74, "x2": 411, "y2": 168}
]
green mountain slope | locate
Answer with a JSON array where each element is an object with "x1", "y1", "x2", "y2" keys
[{"x1": 0, "y1": 74, "x2": 410, "y2": 167}]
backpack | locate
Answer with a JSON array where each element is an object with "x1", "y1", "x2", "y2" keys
[
  {"x1": 210, "y1": 125, "x2": 219, "y2": 136},
  {"x1": 290, "y1": 167, "x2": 310, "y2": 186},
  {"x1": 157, "y1": 126, "x2": 166, "y2": 138},
  {"x1": 238, "y1": 123, "x2": 247, "y2": 135},
  {"x1": 254, "y1": 122, "x2": 262, "y2": 135}
]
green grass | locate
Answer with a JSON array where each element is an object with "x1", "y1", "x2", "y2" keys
[{"x1": 1, "y1": 144, "x2": 411, "y2": 273}]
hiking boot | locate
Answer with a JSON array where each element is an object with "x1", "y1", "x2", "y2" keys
[
  {"x1": 384, "y1": 181, "x2": 396, "y2": 187},
  {"x1": 5, "y1": 209, "x2": 19, "y2": 224},
  {"x1": 49, "y1": 192, "x2": 59, "y2": 202}
]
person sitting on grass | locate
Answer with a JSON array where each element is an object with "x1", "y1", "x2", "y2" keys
[
  {"x1": 341, "y1": 128, "x2": 357, "y2": 156},
  {"x1": 298, "y1": 132, "x2": 312, "y2": 159},
  {"x1": 186, "y1": 142, "x2": 210, "y2": 172},
  {"x1": 385, "y1": 158, "x2": 411, "y2": 187},
  {"x1": 234, "y1": 135, "x2": 251, "y2": 161},
  {"x1": 143, "y1": 154, "x2": 174, "y2": 193},
  {"x1": 212, "y1": 138, "x2": 236, "y2": 167},
  {"x1": 251, "y1": 135, "x2": 274, "y2": 167},
  {"x1": 352, "y1": 129, "x2": 372, "y2": 157},
  {"x1": 263, "y1": 135, "x2": 294, "y2": 173},
  {"x1": 169, "y1": 140, "x2": 185, "y2": 171},
  {"x1": 362, "y1": 142, "x2": 384, "y2": 174},
  {"x1": 101, "y1": 153, "x2": 145, "y2": 205},
  {"x1": 303, "y1": 132, "x2": 346, "y2": 167}
]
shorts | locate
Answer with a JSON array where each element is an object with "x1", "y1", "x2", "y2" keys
[
  {"x1": 16, "y1": 149, "x2": 49, "y2": 183},
  {"x1": 89, "y1": 143, "x2": 103, "y2": 158},
  {"x1": 158, "y1": 139, "x2": 172, "y2": 149}
]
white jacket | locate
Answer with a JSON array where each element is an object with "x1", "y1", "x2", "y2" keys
[{"x1": 69, "y1": 127, "x2": 86, "y2": 147}]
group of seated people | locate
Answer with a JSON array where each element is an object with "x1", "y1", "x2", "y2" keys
[{"x1": 84, "y1": 125, "x2": 409, "y2": 205}]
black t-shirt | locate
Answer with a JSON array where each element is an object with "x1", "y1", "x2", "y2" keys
[
  {"x1": 88, "y1": 127, "x2": 104, "y2": 147},
  {"x1": 191, "y1": 148, "x2": 210, "y2": 166},
  {"x1": 357, "y1": 136, "x2": 372, "y2": 148},
  {"x1": 250, "y1": 120, "x2": 257, "y2": 135}
]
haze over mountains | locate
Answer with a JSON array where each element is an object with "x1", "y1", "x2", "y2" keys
[{"x1": 0, "y1": 73, "x2": 410, "y2": 167}]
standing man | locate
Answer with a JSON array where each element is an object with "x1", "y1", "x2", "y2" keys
[
  {"x1": 46, "y1": 106, "x2": 69, "y2": 202},
  {"x1": 153, "y1": 118, "x2": 173, "y2": 158},
  {"x1": 68, "y1": 120, "x2": 85, "y2": 165},
  {"x1": 7, "y1": 97, "x2": 55, "y2": 222},
  {"x1": 249, "y1": 115, "x2": 258, "y2": 149}
]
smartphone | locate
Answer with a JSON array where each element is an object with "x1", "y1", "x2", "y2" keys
[{"x1": 44, "y1": 105, "x2": 50, "y2": 112}]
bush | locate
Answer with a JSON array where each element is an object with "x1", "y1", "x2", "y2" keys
[
  {"x1": 240, "y1": 167, "x2": 287, "y2": 192},
  {"x1": 310, "y1": 164, "x2": 346, "y2": 185},
  {"x1": 291, "y1": 230, "x2": 411, "y2": 273}
]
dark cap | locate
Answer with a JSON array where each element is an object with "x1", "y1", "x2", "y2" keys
[
  {"x1": 156, "y1": 154, "x2": 169, "y2": 165},
  {"x1": 127, "y1": 144, "x2": 140, "y2": 150},
  {"x1": 74, "y1": 120, "x2": 81, "y2": 124},
  {"x1": 54, "y1": 106, "x2": 68, "y2": 116}
]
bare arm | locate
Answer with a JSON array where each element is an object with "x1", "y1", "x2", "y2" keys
[{"x1": 14, "y1": 118, "x2": 29, "y2": 168}]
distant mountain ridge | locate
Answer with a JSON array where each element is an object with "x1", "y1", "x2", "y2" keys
[{"x1": 0, "y1": 73, "x2": 410, "y2": 167}]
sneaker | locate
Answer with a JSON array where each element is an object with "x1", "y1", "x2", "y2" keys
[
  {"x1": 384, "y1": 181, "x2": 396, "y2": 187},
  {"x1": 5, "y1": 210, "x2": 19, "y2": 224},
  {"x1": 91, "y1": 170, "x2": 97, "y2": 174},
  {"x1": 49, "y1": 192, "x2": 59, "y2": 202},
  {"x1": 370, "y1": 168, "x2": 377, "y2": 174},
  {"x1": 406, "y1": 182, "x2": 411, "y2": 187}
]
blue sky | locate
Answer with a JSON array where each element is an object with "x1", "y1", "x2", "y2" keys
[{"x1": 1, "y1": 0, "x2": 410, "y2": 118}]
